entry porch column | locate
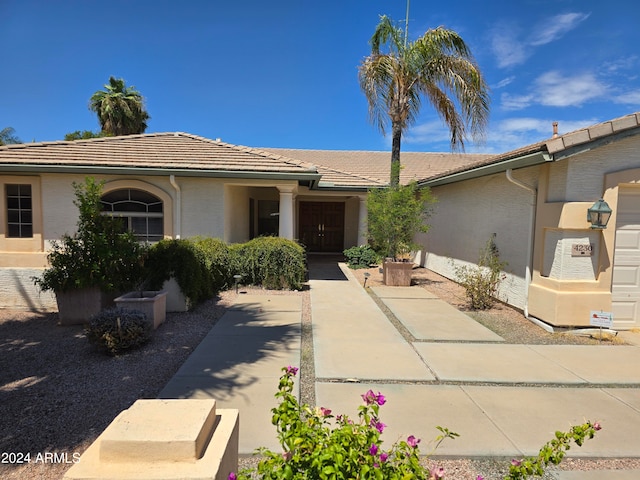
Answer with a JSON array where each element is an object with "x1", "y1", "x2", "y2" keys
[
  {"x1": 277, "y1": 185, "x2": 296, "y2": 240},
  {"x1": 357, "y1": 195, "x2": 368, "y2": 246}
]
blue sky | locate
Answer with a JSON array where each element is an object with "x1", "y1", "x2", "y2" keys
[{"x1": 2, "y1": 0, "x2": 639, "y2": 154}]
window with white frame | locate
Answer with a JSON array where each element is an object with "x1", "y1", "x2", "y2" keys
[
  {"x1": 101, "y1": 188, "x2": 163, "y2": 242},
  {"x1": 6, "y1": 184, "x2": 33, "y2": 238}
]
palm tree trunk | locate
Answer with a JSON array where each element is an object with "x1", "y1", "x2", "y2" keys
[{"x1": 390, "y1": 122, "x2": 402, "y2": 187}]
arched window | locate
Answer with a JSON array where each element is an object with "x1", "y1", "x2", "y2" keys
[{"x1": 101, "y1": 189, "x2": 163, "y2": 242}]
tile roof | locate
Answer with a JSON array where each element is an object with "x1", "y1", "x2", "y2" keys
[
  {"x1": 421, "y1": 112, "x2": 640, "y2": 184},
  {"x1": 259, "y1": 148, "x2": 492, "y2": 186},
  {"x1": 1, "y1": 112, "x2": 638, "y2": 189},
  {"x1": 0, "y1": 132, "x2": 319, "y2": 176}
]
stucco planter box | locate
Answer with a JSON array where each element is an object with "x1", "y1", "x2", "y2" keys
[
  {"x1": 162, "y1": 277, "x2": 193, "y2": 312},
  {"x1": 55, "y1": 287, "x2": 114, "y2": 326},
  {"x1": 383, "y1": 261, "x2": 413, "y2": 286},
  {"x1": 114, "y1": 291, "x2": 167, "y2": 329}
]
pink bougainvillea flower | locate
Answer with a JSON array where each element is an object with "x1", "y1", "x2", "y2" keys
[
  {"x1": 429, "y1": 465, "x2": 445, "y2": 479},
  {"x1": 511, "y1": 459, "x2": 522, "y2": 466},
  {"x1": 320, "y1": 407, "x2": 332, "y2": 416},
  {"x1": 594, "y1": 421, "x2": 602, "y2": 431},
  {"x1": 228, "y1": 473, "x2": 237, "y2": 480},
  {"x1": 361, "y1": 389, "x2": 376, "y2": 405},
  {"x1": 361, "y1": 389, "x2": 386, "y2": 406},
  {"x1": 476, "y1": 476, "x2": 485, "y2": 480},
  {"x1": 380, "y1": 452, "x2": 388, "y2": 463},
  {"x1": 407, "y1": 435, "x2": 421, "y2": 448},
  {"x1": 282, "y1": 451, "x2": 292, "y2": 461},
  {"x1": 285, "y1": 366, "x2": 299, "y2": 376},
  {"x1": 370, "y1": 419, "x2": 386, "y2": 433},
  {"x1": 369, "y1": 443, "x2": 378, "y2": 456}
]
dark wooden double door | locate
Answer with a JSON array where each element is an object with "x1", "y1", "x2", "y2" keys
[{"x1": 299, "y1": 202, "x2": 345, "y2": 252}]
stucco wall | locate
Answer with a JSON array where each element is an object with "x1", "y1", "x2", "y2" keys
[
  {"x1": 180, "y1": 178, "x2": 226, "y2": 239},
  {"x1": 548, "y1": 134, "x2": 640, "y2": 202},
  {"x1": 344, "y1": 197, "x2": 360, "y2": 249},
  {"x1": 418, "y1": 166, "x2": 540, "y2": 310},
  {"x1": 0, "y1": 267, "x2": 55, "y2": 310}
]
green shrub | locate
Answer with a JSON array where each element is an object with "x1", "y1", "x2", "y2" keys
[
  {"x1": 192, "y1": 237, "x2": 233, "y2": 292},
  {"x1": 344, "y1": 245, "x2": 379, "y2": 269},
  {"x1": 86, "y1": 307, "x2": 152, "y2": 355},
  {"x1": 34, "y1": 177, "x2": 146, "y2": 293},
  {"x1": 230, "y1": 237, "x2": 306, "y2": 290},
  {"x1": 454, "y1": 236, "x2": 508, "y2": 310},
  {"x1": 144, "y1": 239, "x2": 214, "y2": 307}
]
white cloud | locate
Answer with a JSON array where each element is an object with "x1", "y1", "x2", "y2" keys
[
  {"x1": 500, "y1": 71, "x2": 609, "y2": 111},
  {"x1": 490, "y1": 12, "x2": 589, "y2": 69},
  {"x1": 501, "y1": 92, "x2": 534, "y2": 111},
  {"x1": 613, "y1": 90, "x2": 640, "y2": 105},
  {"x1": 529, "y1": 13, "x2": 591, "y2": 46},
  {"x1": 536, "y1": 71, "x2": 608, "y2": 107},
  {"x1": 490, "y1": 25, "x2": 527, "y2": 68},
  {"x1": 602, "y1": 55, "x2": 639, "y2": 74},
  {"x1": 403, "y1": 120, "x2": 452, "y2": 146},
  {"x1": 494, "y1": 76, "x2": 516, "y2": 89}
]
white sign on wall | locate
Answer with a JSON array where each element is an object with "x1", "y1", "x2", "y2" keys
[{"x1": 590, "y1": 311, "x2": 613, "y2": 328}]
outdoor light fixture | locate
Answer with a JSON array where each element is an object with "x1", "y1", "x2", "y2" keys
[
  {"x1": 233, "y1": 274, "x2": 242, "y2": 294},
  {"x1": 587, "y1": 199, "x2": 612, "y2": 229},
  {"x1": 363, "y1": 272, "x2": 371, "y2": 288}
]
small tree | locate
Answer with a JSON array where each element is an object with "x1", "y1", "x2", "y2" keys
[
  {"x1": 34, "y1": 177, "x2": 145, "y2": 293},
  {"x1": 367, "y1": 182, "x2": 436, "y2": 261}
]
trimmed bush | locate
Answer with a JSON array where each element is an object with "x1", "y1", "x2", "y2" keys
[
  {"x1": 144, "y1": 239, "x2": 214, "y2": 306},
  {"x1": 344, "y1": 245, "x2": 379, "y2": 269},
  {"x1": 86, "y1": 307, "x2": 152, "y2": 355},
  {"x1": 230, "y1": 237, "x2": 306, "y2": 290},
  {"x1": 191, "y1": 237, "x2": 233, "y2": 292}
]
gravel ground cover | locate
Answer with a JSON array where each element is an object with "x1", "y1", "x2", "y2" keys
[{"x1": 1, "y1": 264, "x2": 637, "y2": 479}]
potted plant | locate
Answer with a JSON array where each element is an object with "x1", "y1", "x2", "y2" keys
[
  {"x1": 34, "y1": 177, "x2": 146, "y2": 325},
  {"x1": 366, "y1": 181, "x2": 435, "y2": 286}
]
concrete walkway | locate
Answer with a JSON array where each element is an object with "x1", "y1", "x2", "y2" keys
[{"x1": 160, "y1": 258, "x2": 640, "y2": 476}]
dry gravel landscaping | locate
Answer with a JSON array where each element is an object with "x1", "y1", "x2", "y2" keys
[{"x1": 0, "y1": 265, "x2": 637, "y2": 479}]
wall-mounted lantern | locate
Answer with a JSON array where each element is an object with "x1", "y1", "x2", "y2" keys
[{"x1": 587, "y1": 199, "x2": 612, "y2": 229}]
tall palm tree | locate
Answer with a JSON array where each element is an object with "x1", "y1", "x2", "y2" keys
[
  {"x1": 89, "y1": 76, "x2": 150, "y2": 136},
  {"x1": 359, "y1": 16, "x2": 490, "y2": 186},
  {"x1": 0, "y1": 127, "x2": 21, "y2": 146}
]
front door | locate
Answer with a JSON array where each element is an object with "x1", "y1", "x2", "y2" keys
[
  {"x1": 612, "y1": 188, "x2": 640, "y2": 329},
  {"x1": 299, "y1": 202, "x2": 345, "y2": 252}
]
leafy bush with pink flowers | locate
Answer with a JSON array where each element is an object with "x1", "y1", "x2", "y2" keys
[{"x1": 230, "y1": 367, "x2": 601, "y2": 480}]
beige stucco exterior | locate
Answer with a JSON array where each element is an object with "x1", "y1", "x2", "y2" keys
[
  {"x1": 421, "y1": 132, "x2": 640, "y2": 330},
  {"x1": 418, "y1": 166, "x2": 539, "y2": 312},
  {"x1": 0, "y1": 171, "x2": 366, "y2": 311}
]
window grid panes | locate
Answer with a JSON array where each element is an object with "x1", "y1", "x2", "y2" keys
[
  {"x1": 6, "y1": 184, "x2": 33, "y2": 238},
  {"x1": 101, "y1": 189, "x2": 163, "y2": 242}
]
